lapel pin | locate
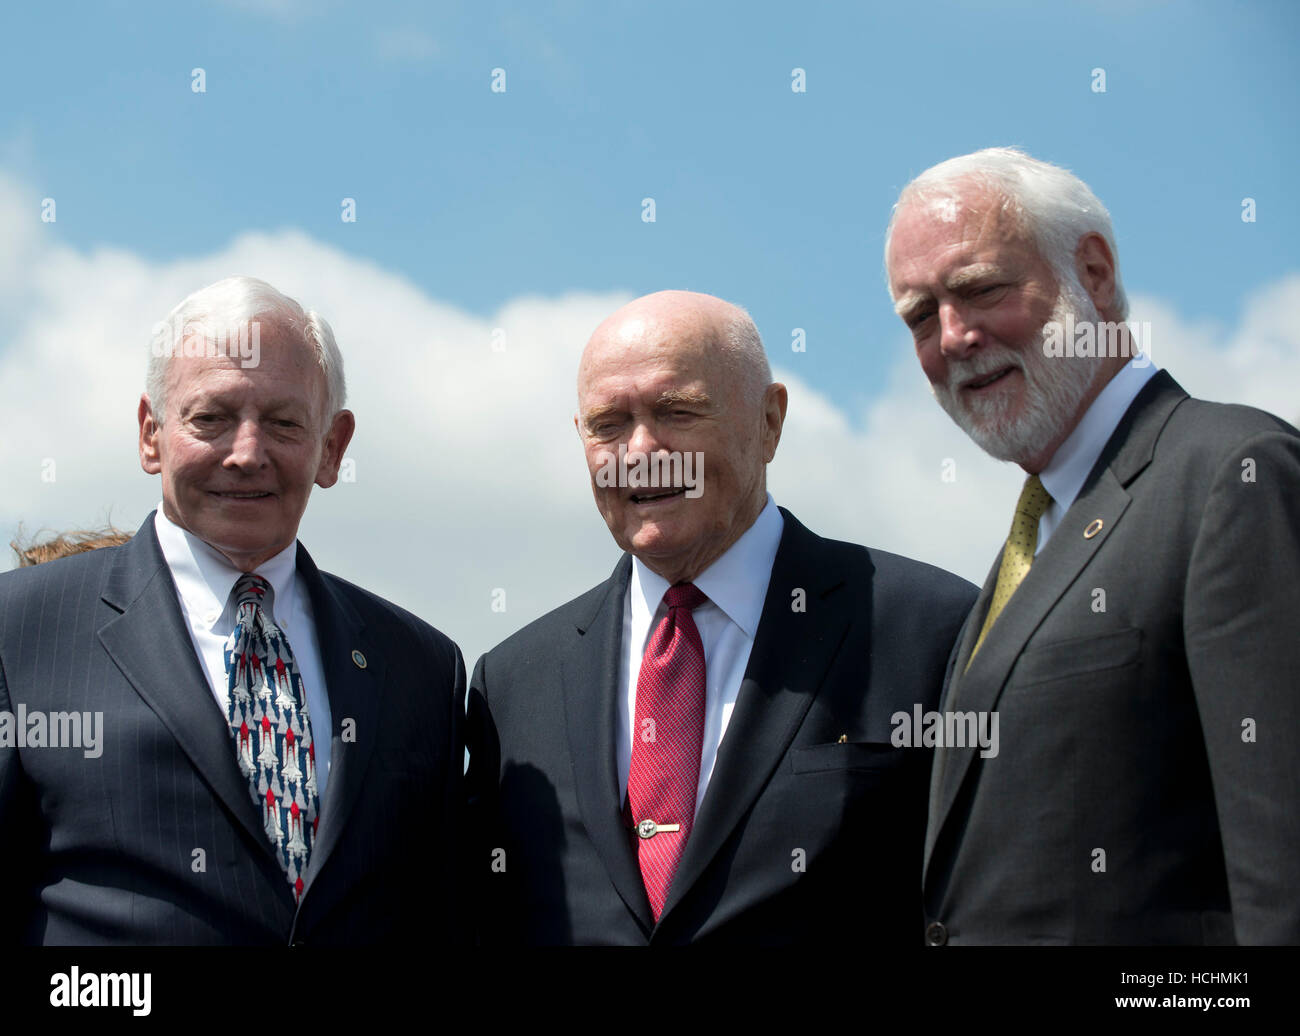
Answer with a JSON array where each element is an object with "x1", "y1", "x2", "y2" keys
[
  {"x1": 351, "y1": 649, "x2": 367, "y2": 669},
  {"x1": 837, "y1": 734, "x2": 848, "y2": 743},
  {"x1": 1083, "y1": 519, "x2": 1104, "y2": 539}
]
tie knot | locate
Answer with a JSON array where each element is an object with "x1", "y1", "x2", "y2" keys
[
  {"x1": 664, "y1": 583, "x2": 708, "y2": 612},
  {"x1": 231, "y1": 573, "x2": 273, "y2": 613},
  {"x1": 1016, "y1": 474, "x2": 1052, "y2": 522}
]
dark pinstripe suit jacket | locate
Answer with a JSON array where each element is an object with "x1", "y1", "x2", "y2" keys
[{"x1": 0, "y1": 514, "x2": 466, "y2": 945}]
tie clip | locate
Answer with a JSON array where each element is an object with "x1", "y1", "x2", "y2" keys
[{"x1": 636, "y1": 819, "x2": 680, "y2": 839}]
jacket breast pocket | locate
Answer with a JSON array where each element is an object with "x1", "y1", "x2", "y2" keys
[
  {"x1": 790, "y1": 741, "x2": 907, "y2": 775},
  {"x1": 1012, "y1": 626, "x2": 1142, "y2": 687}
]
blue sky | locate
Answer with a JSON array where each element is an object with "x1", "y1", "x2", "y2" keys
[
  {"x1": 5, "y1": 0, "x2": 1296, "y2": 413},
  {"x1": 2, "y1": 1, "x2": 1298, "y2": 659}
]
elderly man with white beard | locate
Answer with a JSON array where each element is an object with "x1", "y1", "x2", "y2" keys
[{"x1": 885, "y1": 147, "x2": 1300, "y2": 945}]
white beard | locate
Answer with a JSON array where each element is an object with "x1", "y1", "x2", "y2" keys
[{"x1": 931, "y1": 286, "x2": 1108, "y2": 465}]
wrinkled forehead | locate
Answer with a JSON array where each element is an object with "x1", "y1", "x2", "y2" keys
[
  {"x1": 902, "y1": 179, "x2": 1030, "y2": 237},
  {"x1": 887, "y1": 187, "x2": 1034, "y2": 281},
  {"x1": 578, "y1": 313, "x2": 722, "y2": 398},
  {"x1": 168, "y1": 321, "x2": 324, "y2": 406}
]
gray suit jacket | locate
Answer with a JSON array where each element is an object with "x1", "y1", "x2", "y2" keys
[
  {"x1": 0, "y1": 514, "x2": 466, "y2": 945},
  {"x1": 923, "y1": 371, "x2": 1300, "y2": 945}
]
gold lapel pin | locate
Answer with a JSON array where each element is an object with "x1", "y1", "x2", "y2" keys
[
  {"x1": 351, "y1": 649, "x2": 367, "y2": 669},
  {"x1": 1083, "y1": 519, "x2": 1104, "y2": 539},
  {"x1": 837, "y1": 734, "x2": 848, "y2": 743}
]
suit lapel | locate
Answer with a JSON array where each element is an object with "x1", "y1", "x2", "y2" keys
[
  {"x1": 96, "y1": 516, "x2": 281, "y2": 872},
  {"x1": 927, "y1": 474, "x2": 1134, "y2": 854},
  {"x1": 924, "y1": 552, "x2": 997, "y2": 869},
  {"x1": 659, "y1": 510, "x2": 855, "y2": 926},
  {"x1": 948, "y1": 555, "x2": 999, "y2": 694},
  {"x1": 561, "y1": 556, "x2": 656, "y2": 934},
  {"x1": 292, "y1": 544, "x2": 381, "y2": 904},
  {"x1": 925, "y1": 372, "x2": 1189, "y2": 875}
]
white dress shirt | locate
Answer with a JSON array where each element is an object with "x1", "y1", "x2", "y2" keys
[
  {"x1": 1036, "y1": 359, "x2": 1160, "y2": 553},
  {"x1": 153, "y1": 508, "x2": 333, "y2": 802},
  {"x1": 618, "y1": 494, "x2": 784, "y2": 811}
]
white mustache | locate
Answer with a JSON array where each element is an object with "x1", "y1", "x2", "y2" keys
[{"x1": 942, "y1": 352, "x2": 1024, "y2": 392}]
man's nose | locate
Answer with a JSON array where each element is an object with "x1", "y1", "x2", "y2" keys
[
  {"x1": 938, "y1": 302, "x2": 981, "y2": 358},
  {"x1": 224, "y1": 419, "x2": 268, "y2": 470},
  {"x1": 626, "y1": 420, "x2": 667, "y2": 457}
]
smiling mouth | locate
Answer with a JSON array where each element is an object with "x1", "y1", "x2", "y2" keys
[
  {"x1": 964, "y1": 367, "x2": 1016, "y2": 391},
  {"x1": 630, "y1": 488, "x2": 687, "y2": 504}
]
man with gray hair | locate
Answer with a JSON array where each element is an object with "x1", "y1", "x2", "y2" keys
[
  {"x1": 885, "y1": 147, "x2": 1300, "y2": 944},
  {"x1": 466, "y1": 289, "x2": 976, "y2": 944},
  {"x1": 0, "y1": 276, "x2": 467, "y2": 945}
]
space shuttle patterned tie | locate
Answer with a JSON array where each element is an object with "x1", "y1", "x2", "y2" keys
[{"x1": 223, "y1": 573, "x2": 320, "y2": 903}]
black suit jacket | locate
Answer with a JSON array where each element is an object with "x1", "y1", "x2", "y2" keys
[
  {"x1": 466, "y1": 508, "x2": 976, "y2": 944},
  {"x1": 923, "y1": 371, "x2": 1300, "y2": 944},
  {"x1": 0, "y1": 514, "x2": 465, "y2": 945}
]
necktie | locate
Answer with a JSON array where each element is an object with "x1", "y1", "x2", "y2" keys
[
  {"x1": 967, "y1": 474, "x2": 1053, "y2": 667},
  {"x1": 627, "y1": 582, "x2": 708, "y2": 922},
  {"x1": 223, "y1": 573, "x2": 321, "y2": 902}
]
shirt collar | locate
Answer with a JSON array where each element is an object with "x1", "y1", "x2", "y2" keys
[
  {"x1": 631, "y1": 494, "x2": 784, "y2": 639},
  {"x1": 153, "y1": 506, "x2": 301, "y2": 632},
  {"x1": 1039, "y1": 358, "x2": 1160, "y2": 514}
]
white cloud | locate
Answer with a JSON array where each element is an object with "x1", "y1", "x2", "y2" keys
[
  {"x1": 2, "y1": 169, "x2": 1296, "y2": 665},
  {"x1": 1128, "y1": 284, "x2": 1300, "y2": 427}
]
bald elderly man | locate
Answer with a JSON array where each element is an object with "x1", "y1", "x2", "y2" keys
[{"x1": 465, "y1": 291, "x2": 976, "y2": 945}]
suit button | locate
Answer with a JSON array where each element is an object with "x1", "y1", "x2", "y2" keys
[{"x1": 925, "y1": 922, "x2": 948, "y2": 946}]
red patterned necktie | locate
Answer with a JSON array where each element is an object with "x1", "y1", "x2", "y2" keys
[
  {"x1": 223, "y1": 573, "x2": 321, "y2": 903},
  {"x1": 628, "y1": 582, "x2": 708, "y2": 922}
]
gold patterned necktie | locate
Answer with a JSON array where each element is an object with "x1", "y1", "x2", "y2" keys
[{"x1": 967, "y1": 474, "x2": 1053, "y2": 668}]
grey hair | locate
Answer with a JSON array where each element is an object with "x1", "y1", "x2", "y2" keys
[
  {"x1": 720, "y1": 306, "x2": 773, "y2": 408},
  {"x1": 145, "y1": 276, "x2": 346, "y2": 423},
  {"x1": 884, "y1": 147, "x2": 1128, "y2": 320}
]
